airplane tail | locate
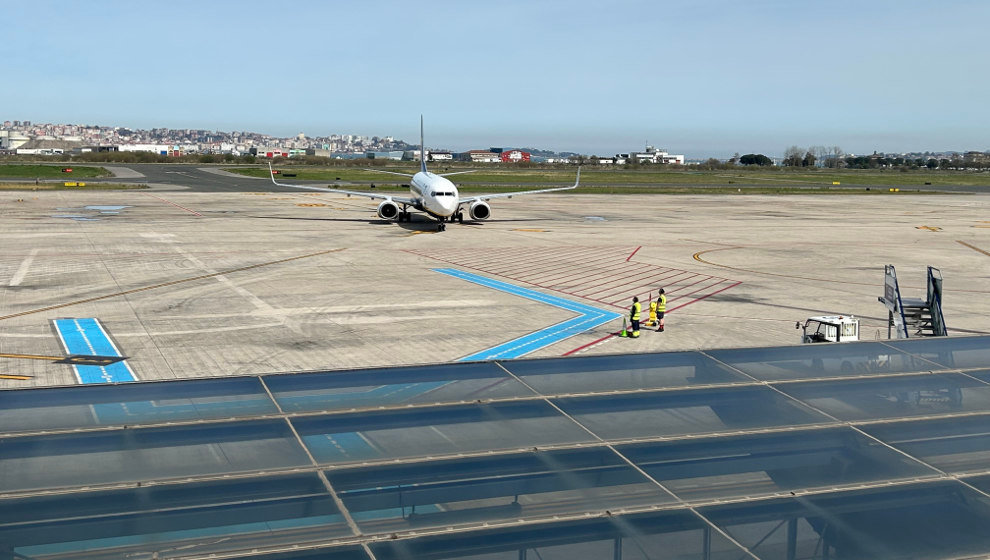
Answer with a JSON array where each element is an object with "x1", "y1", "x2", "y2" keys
[{"x1": 420, "y1": 115, "x2": 427, "y2": 173}]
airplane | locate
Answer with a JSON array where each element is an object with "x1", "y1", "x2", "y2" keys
[{"x1": 268, "y1": 117, "x2": 580, "y2": 231}]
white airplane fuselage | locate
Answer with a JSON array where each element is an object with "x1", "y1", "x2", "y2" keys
[{"x1": 410, "y1": 171, "x2": 460, "y2": 218}]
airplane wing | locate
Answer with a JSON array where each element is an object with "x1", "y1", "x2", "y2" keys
[
  {"x1": 268, "y1": 163, "x2": 416, "y2": 205},
  {"x1": 439, "y1": 170, "x2": 477, "y2": 177},
  {"x1": 458, "y1": 168, "x2": 580, "y2": 204},
  {"x1": 362, "y1": 168, "x2": 415, "y2": 178}
]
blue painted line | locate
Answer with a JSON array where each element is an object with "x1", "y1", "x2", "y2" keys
[
  {"x1": 433, "y1": 268, "x2": 622, "y2": 361},
  {"x1": 295, "y1": 269, "x2": 622, "y2": 462},
  {"x1": 53, "y1": 318, "x2": 135, "y2": 383}
]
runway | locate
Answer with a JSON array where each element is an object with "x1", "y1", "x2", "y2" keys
[{"x1": 1, "y1": 163, "x2": 989, "y2": 388}]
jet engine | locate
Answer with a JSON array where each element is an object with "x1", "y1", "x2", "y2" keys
[
  {"x1": 376, "y1": 200, "x2": 399, "y2": 220},
  {"x1": 468, "y1": 200, "x2": 491, "y2": 221}
]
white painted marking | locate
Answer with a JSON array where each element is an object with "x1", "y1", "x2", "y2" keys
[
  {"x1": 168, "y1": 241, "x2": 304, "y2": 335},
  {"x1": 52, "y1": 320, "x2": 84, "y2": 385},
  {"x1": 9, "y1": 248, "x2": 39, "y2": 286},
  {"x1": 93, "y1": 318, "x2": 137, "y2": 380}
]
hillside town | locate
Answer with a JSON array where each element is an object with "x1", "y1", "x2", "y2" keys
[
  {"x1": 2, "y1": 119, "x2": 987, "y2": 168},
  {"x1": 0, "y1": 120, "x2": 411, "y2": 158},
  {"x1": 0, "y1": 119, "x2": 688, "y2": 164}
]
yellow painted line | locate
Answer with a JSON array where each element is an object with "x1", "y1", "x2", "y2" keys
[
  {"x1": 915, "y1": 226, "x2": 942, "y2": 231},
  {"x1": 408, "y1": 230, "x2": 438, "y2": 236},
  {"x1": 0, "y1": 353, "x2": 63, "y2": 361},
  {"x1": 0, "y1": 374, "x2": 32, "y2": 380},
  {"x1": 0, "y1": 248, "x2": 346, "y2": 322},
  {"x1": 958, "y1": 240, "x2": 990, "y2": 257}
]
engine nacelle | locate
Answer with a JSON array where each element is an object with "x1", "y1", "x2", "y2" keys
[
  {"x1": 376, "y1": 200, "x2": 399, "y2": 220},
  {"x1": 469, "y1": 200, "x2": 491, "y2": 221}
]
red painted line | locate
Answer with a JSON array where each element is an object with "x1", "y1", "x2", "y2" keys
[
  {"x1": 143, "y1": 193, "x2": 203, "y2": 217},
  {"x1": 483, "y1": 246, "x2": 601, "y2": 274},
  {"x1": 428, "y1": 245, "x2": 520, "y2": 262},
  {"x1": 563, "y1": 331, "x2": 621, "y2": 356},
  {"x1": 481, "y1": 251, "x2": 584, "y2": 276},
  {"x1": 602, "y1": 270, "x2": 702, "y2": 300},
  {"x1": 513, "y1": 246, "x2": 622, "y2": 277},
  {"x1": 538, "y1": 266, "x2": 625, "y2": 289},
  {"x1": 618, "y1": 275, "x2": 709, "y2": 307},
  {"x1": 525, "y1": 251, "x2": 630, "y2": 284},
  {"x1": 515, "y1": 256, "x2": 618, "y2": 285},
  {"x1": 608, "y1": 275, "x2": 715, "y2": 307},
  {"x1": 571, "y1": 265, "x2": 669, "y2": 296},
  {"x1": 581, "y1": 268, "x2": 691, "y2": 299},
  {"x1": 626, "y1": 246, "x2": 642, "y2": 262},
  {"x1": 433, "y1": 246, "x2": 523, "y2": 268}
]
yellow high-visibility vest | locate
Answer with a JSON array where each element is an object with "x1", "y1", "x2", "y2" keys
[
  {"x1": 630, "y1": 301, "x2": 641, "y2": 321},
  {"x1": 657, "y1": 294, "x2": 667, "y2": 312}
]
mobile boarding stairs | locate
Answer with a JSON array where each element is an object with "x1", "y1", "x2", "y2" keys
[{"x1": 878, "y1": 265, "x2": 948, "y2": 339}]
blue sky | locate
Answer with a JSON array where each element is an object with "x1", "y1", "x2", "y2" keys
[{"x1": 3, "y1": 0, "x2": 987, "y2": 158}]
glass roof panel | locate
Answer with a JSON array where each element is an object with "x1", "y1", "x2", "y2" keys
[
  {"x1": 0, "y1": 419, "x2": 311, "y2": 493},
  {"x1": 292, "y1": 401, "x2": 591, "y2": 465},
  {"x1": 327, "y1": 447, "x2": 675, "y2": 534},
  {"x1": 265, "y1": 361, "x2": 533, "y2": 413},
  {"x1": 0, "y1": 473, "x2": 355, "y2": 558},
  {"x1": 0, "y1": 377, "x2": 277, "y2": 433},
  {"x1": 499, "y1": 351, "x2": 749, "y2": 395},
  {"x1": 701, "y1": 481, "x2": 990, "y2": 560},
  {"x1": 884, "y1": 335, "x2": 990, "y2": 369},
  {"x1": 555, "y1": 385, "x2": 831, "y2": 441},
  {"x1": 617, "y1": 427, "x2": 937, "y2": 503},
  {"x1": 965, "y1": 368, "x2": 990, "y2": 383},
  {"x1": 706, "y1": 341, "x2": 942, "y2": 381},
  {"x1": 0, "y1": 336, "x2": 986, "y2": 559},
  {"x1": 776, "y1": 372, "x2": 990, "y2": 422},
  {"x1": 229, "y1": 548, "x2": 371, "y2": 560},
  {"x1": 860, "y1": 415, "x2": 990, "y2": 475},
  {"x1": 369, "y1": 509, "x2": 749, "y2": 560}
]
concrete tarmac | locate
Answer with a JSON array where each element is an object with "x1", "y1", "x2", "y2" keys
[{"x1": 1, "y1": 165, "x2": 988, "y2": 388}]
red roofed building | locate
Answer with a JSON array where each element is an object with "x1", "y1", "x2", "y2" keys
[{"x1": 500, "y1": 149, "x2": 531, "y2": 163}]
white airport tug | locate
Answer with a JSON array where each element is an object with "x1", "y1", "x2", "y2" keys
[{"x1": 797, "y1": 315, "x2": 860, "y2": 344}]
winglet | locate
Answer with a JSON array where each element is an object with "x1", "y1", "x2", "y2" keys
[
  {"x1": 420, "y1": 115, "x2": 428, "y2": 173},
  {"x1": 574, "y1": 166, "x2": 581, "y2": 188}
]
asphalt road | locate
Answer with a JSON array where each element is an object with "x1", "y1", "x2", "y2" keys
[
  {"x1": 116, "y1": 164, "x2": 353, "y2": 192},
  {"x1": 6, "y1": 162, "x2": 990, "y2": 193}
]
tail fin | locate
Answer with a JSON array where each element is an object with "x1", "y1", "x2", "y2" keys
[{"x1": 420, "y1": 115, "x2": 427, "y2": 173}]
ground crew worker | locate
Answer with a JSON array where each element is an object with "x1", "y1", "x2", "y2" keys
[
  {"x1": 629, "y1": 296, "x2": 641, "y2": 338},
  {"x1": 655, "y1": 288, "x2": 666, "y2": 332}
]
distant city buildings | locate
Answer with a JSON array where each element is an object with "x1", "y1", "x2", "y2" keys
[
  {"x1": 0, "y1": 120, "x2": 409, "y2": 158},
  {"x1": 1, "y1": 119, "x2": 706, "y2": 166}
]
